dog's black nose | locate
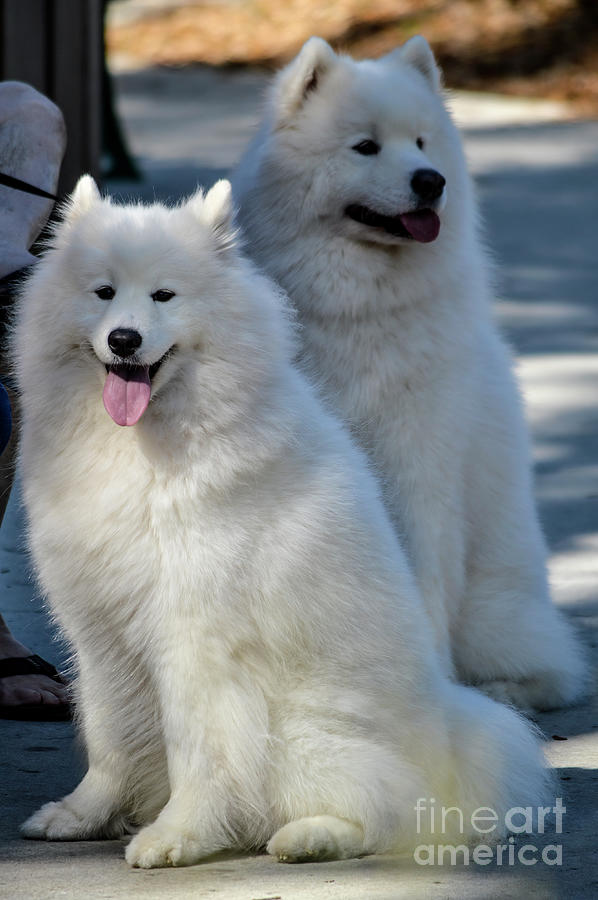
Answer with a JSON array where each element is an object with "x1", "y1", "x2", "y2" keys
[
  {"x1": 411, "y1": 168, "x2": 446, "y2": 204},
  {"x1": 108, "y1": 328, "x2": 142, "y2": 358}
]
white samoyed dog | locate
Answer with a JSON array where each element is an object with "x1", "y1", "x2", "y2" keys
[
  {"x1": 232, "y1": 36, "x2": 587, "y2": 711},
  {"x1": 16, "y1": 177, "x2": 548, "y2": 867}
]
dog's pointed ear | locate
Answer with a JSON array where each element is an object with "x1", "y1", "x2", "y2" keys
[
  {"x1": 202, "y1": 180, "x2": 234, "y2": 233},
  {"x1": 398, "y1": 36, "x2": 441, "y2": 91},
  {"x1": 186, "y1": 180, "x2": 237, "y2": 252},
  {"x1": 64, "y1": 175, "x2": 101, "y2": 220},
  {"x1": 273, "y1": 37, "x2": 337, "y2": 124}
]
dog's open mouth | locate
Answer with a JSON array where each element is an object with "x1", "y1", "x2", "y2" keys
[
  {"x1": 102, "y1": 351, "x2": 172, "y2": 427},
  {"x1": 345, "y1": 204, "x2": 440, "y2": 243}
]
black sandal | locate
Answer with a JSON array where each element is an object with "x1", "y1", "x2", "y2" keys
[{"x1": 0, "y1": 654, "x2": 71, "y2": 721}]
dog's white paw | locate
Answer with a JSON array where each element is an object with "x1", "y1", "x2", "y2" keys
[
  {"x1": 267, "y1": 816, "x2": 365, "y2": 863},
  {"x1": 21, "y1": 800, "x2": 114, "y2": 840},
  {"x1": 125, "y1": 822, "x2": 206, "y2": 868}
]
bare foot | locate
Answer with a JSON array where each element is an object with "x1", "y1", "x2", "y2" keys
[{"x1": 0, "y1": 617, "x2": 69, "y2": 710}]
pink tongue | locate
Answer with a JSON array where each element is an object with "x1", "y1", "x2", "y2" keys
[
  {"x1": 399, "y1": 209, "x2": 440, "y2": 243},
  {"x1": 103, "y1": 365, "x2": 151, "y2": 426}
]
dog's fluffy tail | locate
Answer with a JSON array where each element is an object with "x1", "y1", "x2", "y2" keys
[{"x1": 412, "y1": 682, "x2": 551, "y2": 847}]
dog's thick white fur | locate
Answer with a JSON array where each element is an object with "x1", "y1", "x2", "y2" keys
[
  {"x1": 17, "y1": 177, "x2": 548, "y2": 867},
  {"x1": 232, "y1": 36, "x2": 587, "y2": 710}
]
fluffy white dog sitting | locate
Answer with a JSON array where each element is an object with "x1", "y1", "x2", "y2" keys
[
  {"x1": 232, "y1": 36, "x2": 587, "y2": 711},
  {"x1": 17, "y1": 178, "x2": 547, "y2": 867}
]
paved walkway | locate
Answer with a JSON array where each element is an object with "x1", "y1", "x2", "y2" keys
[{"x1": 0, "y1": 67, "x2": 596, "y2": 899}]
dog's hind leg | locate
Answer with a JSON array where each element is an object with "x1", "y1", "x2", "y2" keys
[
  {"x1": 264, "y1": 706, "x2": 422, "y2": 862},
  {"x1": 267, "y1": 816, "x2": 366, "y2": 862}
]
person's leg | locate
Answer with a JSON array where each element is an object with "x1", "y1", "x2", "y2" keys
[
  {"x1": 0, "y1": 83, "x2": 68, "y2": 718},
  {"x1": 0, "y1": 277, "x2": 70, "y2": 718}
]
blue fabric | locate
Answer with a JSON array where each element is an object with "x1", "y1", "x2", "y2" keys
[{"x1": 0, "y1": 382, "x2": 12, "y2": 456}]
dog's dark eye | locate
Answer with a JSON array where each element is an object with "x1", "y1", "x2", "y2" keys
[
  {"x1": 95, "y1": 285, "x2": 115, "y2": 301},
  {"x1": 152, "y1": 289, "x2": 175, "y2": 303},
  {"x1": 352, "y1": 139, "x2": 380, "y2": 156},
  {"x1": 416, "y1": 137, "x2": 425, "y2": 150}
]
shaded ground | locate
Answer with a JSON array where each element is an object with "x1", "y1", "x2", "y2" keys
[{"x1": 0, "y1": 68, "x2": 596, "y2": 898}]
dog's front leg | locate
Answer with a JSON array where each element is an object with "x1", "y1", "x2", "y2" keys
[
  {"x1": 125, "y1": 626, "x2": 269, "y2": 868},
  {"x1": 21, "y1": 646, "x2": 141, "y2": 840}
]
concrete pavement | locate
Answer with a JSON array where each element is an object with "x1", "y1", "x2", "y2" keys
[{"x1": 0, "y1": 67, "x2": 596, "y2": 899}]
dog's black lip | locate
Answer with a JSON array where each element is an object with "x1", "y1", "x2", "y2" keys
[
  {"x1": 345, "y1": 203, "x2": 414, "y2": 238},
  {"x1": 104, "y1": 347, "x2": 175, "y2": 381}
]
